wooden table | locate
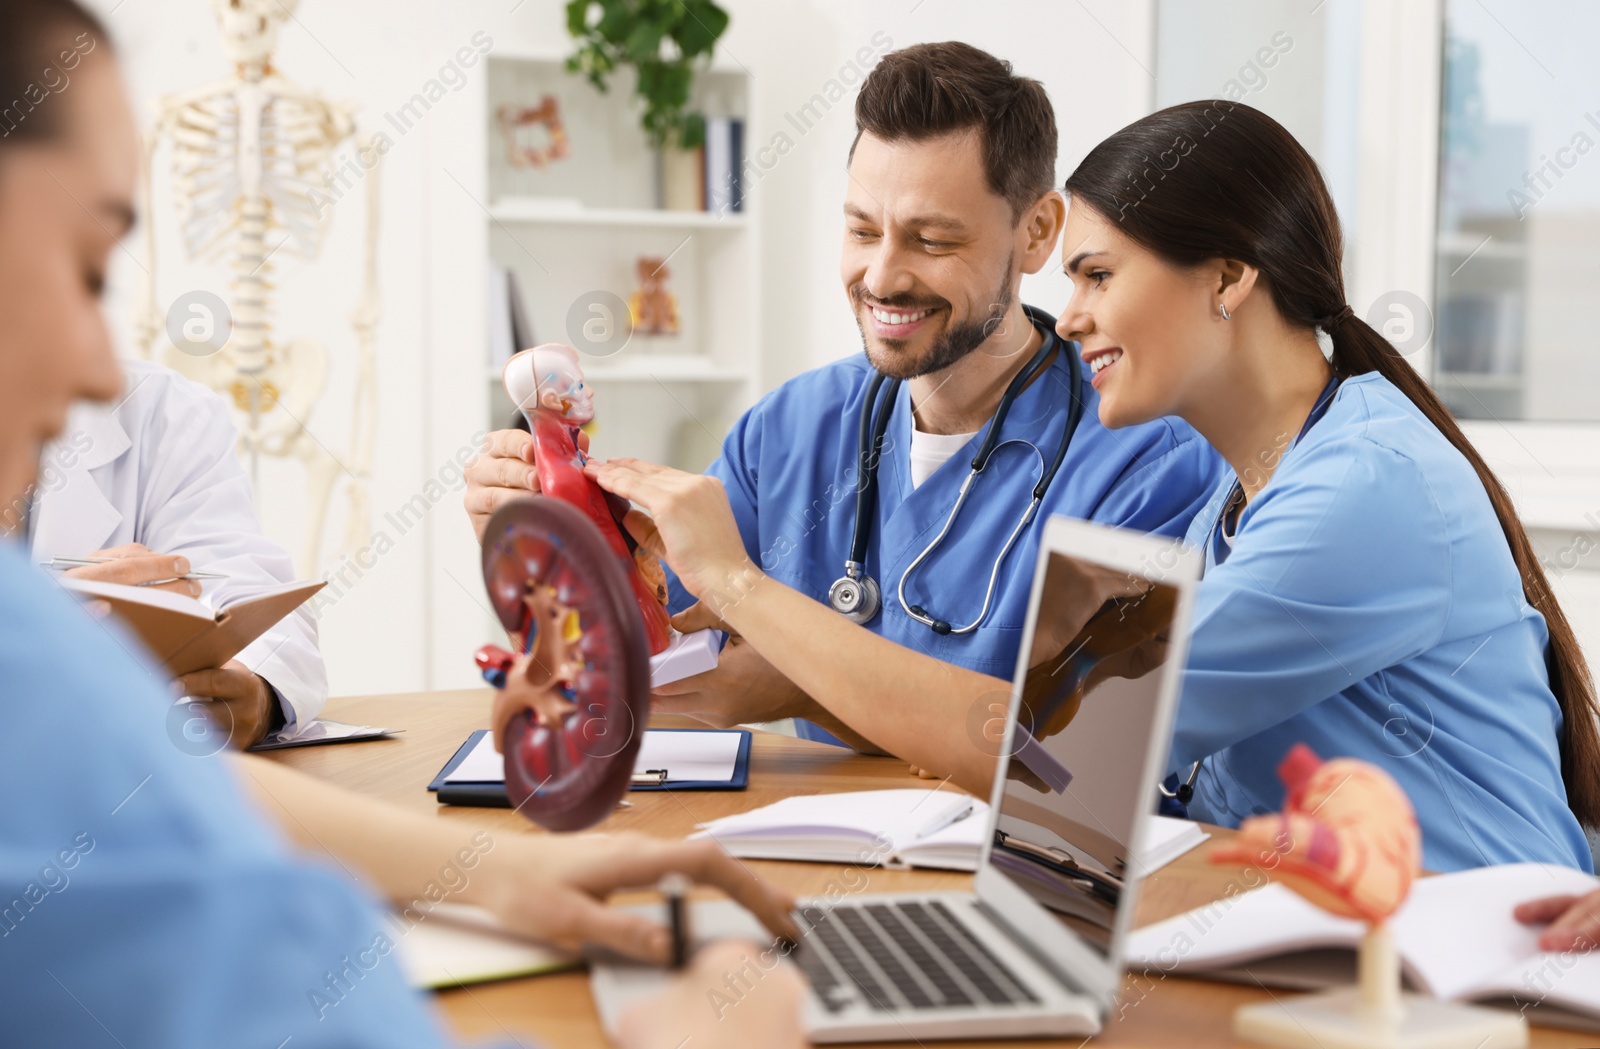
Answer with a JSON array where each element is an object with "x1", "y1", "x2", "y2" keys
[{"x1": 268, "y1": 692, "x2": 1594, "y2": 1048}]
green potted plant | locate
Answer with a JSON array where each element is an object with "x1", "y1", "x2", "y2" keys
[{"x1": 564, "y1": 0, "x2": 731, "y2": 152}]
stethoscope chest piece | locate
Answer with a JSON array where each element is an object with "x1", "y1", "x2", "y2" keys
[
  {"x1": 828, "y1": 564, "x2": 882, "y2": 624},
  {"x1": 834, "y1": 307, "x2": 1086, "y2": 636}
]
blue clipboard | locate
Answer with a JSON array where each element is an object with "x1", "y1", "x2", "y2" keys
[{"x1": 429, "y1": 728, "x2": 752, "y2": 808}]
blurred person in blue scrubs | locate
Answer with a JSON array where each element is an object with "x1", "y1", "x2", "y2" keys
[
  {"x1": 465, "y1": 42, "x2": 1225, "y2": 750},
  {"x1": 0, "y1": 4, "x2": 803, "y2": 1047},
  {"x1": 581, "y1": 101, "x2": 1599, "y2": 876}
]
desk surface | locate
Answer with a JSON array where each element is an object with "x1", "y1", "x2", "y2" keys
[{"x1": 269, "y1": 692, "x2": 1594, "y2": 1049}]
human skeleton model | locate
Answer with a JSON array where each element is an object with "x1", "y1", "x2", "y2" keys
[{"x1": 133, "y1": 0, "x2": 380, "y2": 573}]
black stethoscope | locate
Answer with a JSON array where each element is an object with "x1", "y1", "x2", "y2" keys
[{"x1": 827, "y1": 308, "x2": 1086, "y2": 634}]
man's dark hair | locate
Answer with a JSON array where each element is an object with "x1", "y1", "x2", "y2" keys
[
  {"x1": 0, "y1": 0, "x2": 110, "y2": 147},
  {"x1": 850, "y1": 41, "x2": 1057, "y2": 222}
]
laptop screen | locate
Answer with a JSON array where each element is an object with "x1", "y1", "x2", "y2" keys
[{"x1": 985, "y1": 544, "x2": 1183, "y2": 956}]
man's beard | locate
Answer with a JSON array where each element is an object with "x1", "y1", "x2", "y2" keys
[{"x1": 854, "y1": 257, "x2": 1016, "y2": 381}]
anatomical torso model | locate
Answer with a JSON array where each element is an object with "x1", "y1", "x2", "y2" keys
[{"x1": 503, "y1": 343, "x2": 673, "y2": 655}]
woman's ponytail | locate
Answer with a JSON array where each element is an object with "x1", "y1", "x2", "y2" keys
[
  {"x1": 1067, "y1": 100, "x2": 1600, "y2": 827},
  {"x1": 1328, "y1": 312, "x2": 1600, "y2": 827}
]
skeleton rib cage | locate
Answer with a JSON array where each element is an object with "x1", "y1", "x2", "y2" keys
[{"x1": 137, "y1": 64, "x2": 381, "y2": 575}]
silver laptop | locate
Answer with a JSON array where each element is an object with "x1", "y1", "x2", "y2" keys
[{"x1": 590, "y1": 516, "x2": 1201, "y2": 1042}]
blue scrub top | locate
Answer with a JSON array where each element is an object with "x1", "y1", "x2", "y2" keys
[
  {"x1": 1174, "y1": 372, "x2": 1592, "y2": 874},
  {"x1": 0, "y1": 541, "x2": 490, "y2": 1048},
  {"x1": 670, "y1": 311, "x2": 1226, "y2": 740}
]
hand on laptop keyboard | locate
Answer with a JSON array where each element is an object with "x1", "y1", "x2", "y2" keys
[{"x1": 618, "y1": 940, "x2": 810, "y2": 1049}]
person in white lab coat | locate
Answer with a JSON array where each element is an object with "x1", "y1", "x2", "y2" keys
[{"x1": 27, "y1": 357, "x2": 327, "y2": 745}]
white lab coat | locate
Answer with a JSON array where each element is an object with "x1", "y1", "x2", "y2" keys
[{"x1": 29, "y1": 359, "x2": 328, "y2": 732}]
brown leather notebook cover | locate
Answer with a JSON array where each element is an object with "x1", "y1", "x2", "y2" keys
[{"x1": 61, "y1": 579, "x2": 324, "y2": 676}]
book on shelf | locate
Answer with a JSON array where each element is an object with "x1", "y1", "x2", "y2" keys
[
  {"x1": 487, "y1": 263, "x2": 535, "y2": 371},
  {"x1": 662, "y1": 145, "x2": 705, "y2": 212},
  {"x1": 704, "y1": 117, "x2": 744, "y2": 216}
]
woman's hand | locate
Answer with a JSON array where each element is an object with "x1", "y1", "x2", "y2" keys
[
  {"x1": 584, "y1": 458, "x2": 761, "y2": 610},
  {"x1": 474, "y1": 832, "x2": 799, "y2": 964},
  {"x1": 1515, "y1": 887, "x2": 1600, "y2": 952},
  {"x1": 618, "y1": 940, "x2": 809, "y2": 1049}
]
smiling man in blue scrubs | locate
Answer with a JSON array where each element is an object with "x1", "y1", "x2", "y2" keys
[{"x1": 466, "y1": 42, "x2": 1225, "y2": 748}]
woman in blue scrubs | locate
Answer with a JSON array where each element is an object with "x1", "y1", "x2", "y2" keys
[
  {"x1": 1055, "y1": 101, "x2": 1598, "y2": 873},
  {"x1": 587, "y1": 101, "x2": 1600, "y2": 874}
]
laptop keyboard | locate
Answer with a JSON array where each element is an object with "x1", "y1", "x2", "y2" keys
[{"x1": 793, "y1": 899, "x2": 1041, "y2": 1013}]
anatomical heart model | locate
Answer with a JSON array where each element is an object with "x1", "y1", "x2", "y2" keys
[{"x1": 1212, "y1": 745, "x2": 1527, "y2": 1049}]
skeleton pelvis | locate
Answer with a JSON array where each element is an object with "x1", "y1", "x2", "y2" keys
[{"x1": 162, "y1": 335, "x2": 330, "y2": 449}]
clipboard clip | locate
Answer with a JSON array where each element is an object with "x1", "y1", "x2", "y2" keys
[{"x1": 631, "y1": 768, "x2": 669, "y2": 787}]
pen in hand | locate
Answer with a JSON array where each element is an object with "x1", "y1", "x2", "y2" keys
[
  {"x1": 42, "y1": 556, "x2": 228, "y2": 582},
  {"x1": 660, "y1": 872, "x2": 691, "y2": 970}
]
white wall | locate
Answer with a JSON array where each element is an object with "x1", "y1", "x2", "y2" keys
[
  {"x1": 100, "y1": 1, "x2": 1592, "y2": 695},
  {"x1": 94, "y1": 0, "x2": 1160, "y2": 697},
  {"x1": 95, "y1": 0, "x2": 513, "y2": 696}
]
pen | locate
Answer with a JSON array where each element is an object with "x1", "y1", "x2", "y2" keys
[
  {"x1": 631, "y1": 768, "x2": 669, "y2": 787},
  {"x1": 914, "y1": 797, "x2": 975, "y2": 840},
  {"x1": 659, "y1": 872, "x2": 691, "y2": 970},
  {"x1": 42, "y1": 556, "x2": 228, "y2": 581}
]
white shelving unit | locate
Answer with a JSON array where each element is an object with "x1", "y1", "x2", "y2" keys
[
  {"x1": 488, "y1": 198, "x2": 750, "y2": 230},
  {"x1": 483, "y1": 53, "x2": 759, "y2": 472}
]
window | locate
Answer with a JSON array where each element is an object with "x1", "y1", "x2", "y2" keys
[{"x1": 1436, "y1": 0, "x2": 1600, "y2": 421}]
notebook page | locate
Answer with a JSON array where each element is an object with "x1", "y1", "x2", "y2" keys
[
  {"x1": 393, "y1": 902, "x2": 576, "y2": 989},
  {"x1": 204, "y1": 578, "x2": 320, "y2": 613},
  {"x1": 700, "y1": 788, "x2": 958, "y2": 845},
  {"x1": 1126, "y1": 882, "x2": 1365, "y2": 971},
  {"x1": 1393, "y1": 863, "x2": 1600, "y2": 1002},
  {"x1": 60, "y1": 577, "x2": 211, "y2": 620}
]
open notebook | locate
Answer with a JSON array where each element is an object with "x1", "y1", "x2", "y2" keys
[
  {"x1": 692, "y1": 788, "x2": 1209, "y2": 873},
  {"x1": 1126, "y1": 862, "x2": 1600, "y2": 1032},
  {"x1": 61, "y1": 576, "x2": 321, "y2": 676},
  {"x1": 392, "y1": 902, "x2": 577, "y2": 989}
]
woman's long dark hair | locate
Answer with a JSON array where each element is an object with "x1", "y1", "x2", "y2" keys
[
  {"x1": 1066, "y1": 100, "x2": 1600, "y2": 829},
  {"x1": 0, "y1": 0, "x2": 109, "y2": 150}
]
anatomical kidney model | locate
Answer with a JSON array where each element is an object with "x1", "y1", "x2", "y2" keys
[
  {"x1": 503, "y1": 343, "x2": 673, "y2": 655},
  {"x1": 475, "y1": 497, "x2": 651, "y2": 831},
  {"x1": 1212, "y1": 745, "x2": 1527, "y2": 1049}
]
